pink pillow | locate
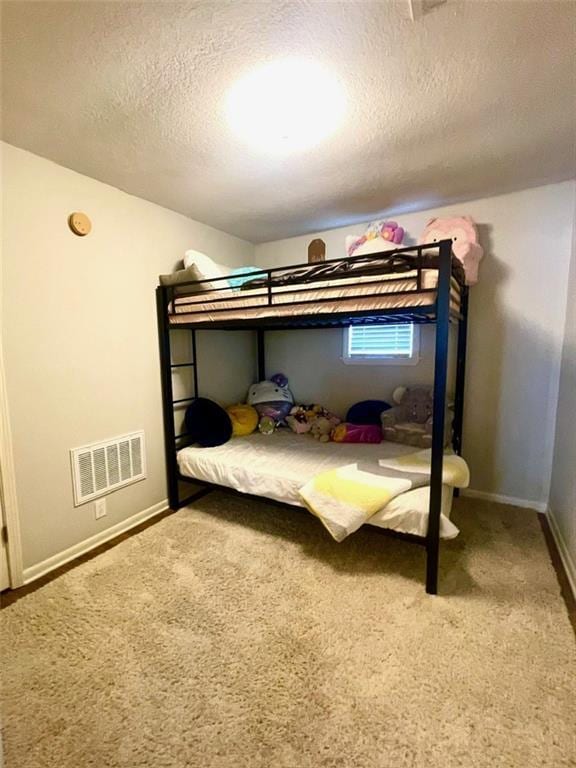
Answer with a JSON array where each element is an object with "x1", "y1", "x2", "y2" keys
[{"x1": 332, "y1": 423, "x2": 382, "y2": 443}]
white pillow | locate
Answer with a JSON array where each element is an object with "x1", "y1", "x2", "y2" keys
[{"x1": 183, "y1": 249, "x2": 232, "y2": 291}]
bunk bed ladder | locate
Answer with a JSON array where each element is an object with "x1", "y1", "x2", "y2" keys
[
  {"x1": 426, "y1": 239, "x2": 452, "y2": 595},
  {"x1": 156, "y1": 287, "x2": 200, "y2": 511}
]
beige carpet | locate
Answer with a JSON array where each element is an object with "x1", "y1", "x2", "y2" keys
[{"x1": 1, "y1": 494, "x2": 575, "y2": 768}]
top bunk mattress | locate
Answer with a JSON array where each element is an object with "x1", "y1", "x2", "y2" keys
[
  {"x1": 169, "y1": 269, "x2": 461, "y2": 325},
  {"x1": 177, "y1": 430, "x2": 458, "y2": 539}
]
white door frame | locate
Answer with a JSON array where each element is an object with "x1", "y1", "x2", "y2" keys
[
  {"x1": 1, "y1": 154, "x2": 24, "y2": 590},
  {"x1": 0, "y1": 336, "x2": 24, "y2": 588}
]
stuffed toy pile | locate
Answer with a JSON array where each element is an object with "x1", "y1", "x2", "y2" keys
[
  {"x1": 183, "y1": 387, "x2": 453, "y2": 449},
  {"x1": 184, "y1": 388, "x2": 452, "y2": 449},
  {"x1": 286, "y1": 404, "x2": 340, "y2": 442},
  {"x1": 344, "y1": 215, "x2": 484, "y2": 285}
]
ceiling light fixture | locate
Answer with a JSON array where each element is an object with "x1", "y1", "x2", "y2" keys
[{"x1": 225, "y1": 58, "x2": 346, "y2": 154}]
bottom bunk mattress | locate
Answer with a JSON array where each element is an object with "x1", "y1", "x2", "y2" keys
[{"x1": 177, "y1": 430, "x2": 458, "y2": 539}]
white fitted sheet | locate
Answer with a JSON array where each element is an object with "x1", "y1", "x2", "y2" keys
[{"x1": 177, "y1": 431, "x2": 458, "y2": 539}]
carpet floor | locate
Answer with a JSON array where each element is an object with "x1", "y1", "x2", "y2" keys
[{"x1": 1, "y1": 494, "x2": 575, "y2": 768}]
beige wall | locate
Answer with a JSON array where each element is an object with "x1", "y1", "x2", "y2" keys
[
  {"x1": 255, "y1": 182, "x2": 576, "y2": 505},
  {"x1": 549, "y1": 200, "x2": 576, "y2": 586},
  {"x1": 3, "y1": 142, "x2": 574, "y2": 575},
  {"x1": 1, "y1": 143, "x2": 255, "y2": 570}
]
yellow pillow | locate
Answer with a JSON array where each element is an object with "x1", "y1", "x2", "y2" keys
[{"x1": 226, "y1": 404, "x2": 259, "y2": 437}]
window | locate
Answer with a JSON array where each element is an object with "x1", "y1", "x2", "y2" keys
[{"x1": 342, "y1": 323, "x2": 419, "y2": 365}]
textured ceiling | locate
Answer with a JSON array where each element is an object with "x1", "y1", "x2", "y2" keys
[{"x1": 2, "y1": 1, "x2": 575, "y2": 243}]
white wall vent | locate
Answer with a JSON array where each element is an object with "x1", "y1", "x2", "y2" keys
[{"x1": 70, "y1": 431, "x2": 146, "y2": 506}]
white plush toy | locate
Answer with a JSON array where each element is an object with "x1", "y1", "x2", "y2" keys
[
  {"x1": 247, "y1": 373, "x2": 294, "y2": 432},
  {"x1": 345, "y1": 220, "x2": 406, "y2": 258}
]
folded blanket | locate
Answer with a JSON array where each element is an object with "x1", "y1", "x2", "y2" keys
[{"x1": 299, "y1": 450, "x2": 469, "y2": 542}]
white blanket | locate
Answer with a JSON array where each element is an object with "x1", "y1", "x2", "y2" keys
[
  {"x1": 177, "y1": 432, "x2": 460, "y2": 539},
  {"x1": 299, "y1": 450, "x2": 470, "y2": 541}
]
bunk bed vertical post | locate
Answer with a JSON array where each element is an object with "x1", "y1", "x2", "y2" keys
[
  {"x1": 257, "y1": 328, "x2": 266, "y2": 380},
  {"x1": 426, "y1": 239, "x2": 452, "y2": 595},
  {"x1": 191, "y1": 329, "x2": 199, "y2": 398},
  {"x1": 156, "y1": 287, "x2": 180, "y2": 511},
  {"x1": 452, "y1": 286, "x2": 469, "y2": 458}
]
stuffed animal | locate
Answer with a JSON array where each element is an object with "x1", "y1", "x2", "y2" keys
[
  {"x1": 247, "y1": 373, "x2": 294, "y2": 429},
  {"x1": 286, "y1": 404, "x2": 340, "y2": 437},
  {"x1": 310, "y1": 414, "x2": 341, "y2": 442},
  {"x1": 381, "y1": 386, "x2": 452, "y2": 448},
  {"x1": 418, "y1": 216, "x2": 484, "y2": 285},
  {"x1": 332, "y1": 423, "x2": 382, "y2": 443},
  {"x1": 258, "y1": 415, "x2": 277, "y2": 435},
  {"x1": 286, "y1": 404, "x2": 313, "y2": 434},
  {"x1": 345, "y1": 220, "x2": 405, "y2": 258},
  {"x1": 226, "y1": 404, "x2": 259, "y2": 437}
]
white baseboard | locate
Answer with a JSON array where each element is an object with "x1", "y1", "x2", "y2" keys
[
  {"x1": 461, "y1": 488, "x2": 548, "y2": 514},
  {"x1": 546, "y1": 507, "x2": 576, "y2": 599},
  {"x1": 22, "y1": 499, "x2": 168, "y2": 585}
]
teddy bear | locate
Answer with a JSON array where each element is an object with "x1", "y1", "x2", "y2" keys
[
  {"x1": 418, "y1": 216, "x2": 484, "y2": 285},
  {"x1": 381, "y1": 386, "x2": 452, "y2": 448},
  {"x1": 310, "y1": 414, "x2": 340, "y2": 442}
]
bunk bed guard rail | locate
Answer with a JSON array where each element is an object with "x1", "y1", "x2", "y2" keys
[{"x1": 161, "y1": 242, "x2": 465, "y2": 329}]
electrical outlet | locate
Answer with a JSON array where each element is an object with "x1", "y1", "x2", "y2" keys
[{"x1": 94, "y1": 498, "x2": 107, "y2": 520}]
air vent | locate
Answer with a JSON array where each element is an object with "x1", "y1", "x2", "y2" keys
[{"x1": 70, "y1": 431, "x2": 146, "y2": 506}]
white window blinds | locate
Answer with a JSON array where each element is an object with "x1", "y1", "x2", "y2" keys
[{"x1": 347, "y1": 324, "x2": 414, "y2": 358}]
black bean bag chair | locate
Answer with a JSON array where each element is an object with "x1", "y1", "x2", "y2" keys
[
  {"x1": 185, "y1": 398, "x2": 232, "y2": 447},
  {"x1": 346, "y1": 399, "x2": 391, "y2": 426}
]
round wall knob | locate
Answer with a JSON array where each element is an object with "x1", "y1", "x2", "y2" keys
[{"x1": 68, "y1": 212, "x2": 92, "y2": 236}]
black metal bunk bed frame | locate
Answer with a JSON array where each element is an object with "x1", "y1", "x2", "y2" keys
[{"x1": 156, "y1": 239, "x2": 469, "y2": 594}]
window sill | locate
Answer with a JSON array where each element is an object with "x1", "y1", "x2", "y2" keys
[{"x1": 340, "y1": 355, "x2": 420, "y2": 367}]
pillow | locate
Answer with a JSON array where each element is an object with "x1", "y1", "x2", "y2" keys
[
  {"x1": 183, "y1": 249, "x2": 231, "y2": 292},
  {"x1": 346, "y1": 400, "x2": 391, "y2": 425},
  {"x1": 185, "y1": 398, "x2": 232, "y2": 448},
  {"x1": 226, "y1": 404, "x2": 259, "y2": 436},
  {"x1": 332, "y1": 423, "x2": 382, "y2": 443},
  {"x1": 159, "y1": 265, "x2": 203, "y2": 295},
  {"x1": 228, "y1": 266, "x2": 265, "y2": 289}
]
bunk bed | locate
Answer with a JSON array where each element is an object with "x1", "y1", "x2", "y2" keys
[{"x1": 156, "y1": 240, "x2": 469, "y2": 594}]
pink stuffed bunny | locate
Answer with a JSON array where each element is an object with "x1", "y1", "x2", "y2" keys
[{"x1": 418, "y1": 216, "x2": 484, "y2": 285}]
